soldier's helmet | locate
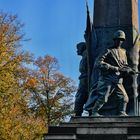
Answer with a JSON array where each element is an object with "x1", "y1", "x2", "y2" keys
[
  {"x1": 113, "y1": 30, "x2": 126, "y2": 41},
  {"x1": 77, "y1": 42, "x2": 86, "y2": 51}
]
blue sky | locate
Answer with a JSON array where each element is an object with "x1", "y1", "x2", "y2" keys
[
  {"x1": 0, "y1": 0, "x2": 94, "y2": 84},
  {"x1": 0, "y1": 0, "x2": 139, "y2": 84}
]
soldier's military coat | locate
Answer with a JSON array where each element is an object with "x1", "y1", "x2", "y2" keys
[
  {"x1": 74, "y1": 50, "x2": 89, "y2": 114},
  {"x1": 85, "y1": 47, "x2": 129, "y2": 112}
]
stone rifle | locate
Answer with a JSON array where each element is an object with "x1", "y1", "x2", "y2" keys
[{"x1": 119, "y1": 66, "x2": 140, "y2": 75}]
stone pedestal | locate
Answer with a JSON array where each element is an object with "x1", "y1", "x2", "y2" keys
[{"x1": 44, "y1": 117, "x2": 140, "y2": 140}]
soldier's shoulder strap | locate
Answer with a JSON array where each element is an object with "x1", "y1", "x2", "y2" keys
[{"x1": 109, "y1": 48, "x2": 122, "y2": 67}]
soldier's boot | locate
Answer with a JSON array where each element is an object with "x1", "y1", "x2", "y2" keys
[
  {"x1": 118, "y1": 102, "x2": 128, "y2": 116},
  {"x1": 91, "y1": 101, "x2": 104, "y2": 117}
]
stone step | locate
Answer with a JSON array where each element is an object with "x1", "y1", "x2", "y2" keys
[
  {"x1": 76, "y1": 127, "x2": 127, "y2": 135},
  {"x1": 48, "y1": 126, "x2": 76, "y2": 134},
  {"x1": 61, "y1": 122, "x2": 140, "y2": 128},
  {"x1": 77, "y1": 134, "x2": 127, "y2": 140},
  {"x1": 70, "y1": 116, "x2": 140, "y2": 123},
  {"x1": 127, "y1": 135, "x2": 140, "y2": 140},
  {"x1": 128, "y1": 127, "x2": 140, "y2": 134},
  {"x1": 47, "y1": 127, "x2": 140, "y2": 136},
  {"x1": 60, "y1": 117, "x2": 140, "y2": 127},
  {"x1": 44, "y1": 134, "x2": 76, "y2": 140},
  {"x1": 44, "y1": 117, "x2": 140, "y2": 140}
]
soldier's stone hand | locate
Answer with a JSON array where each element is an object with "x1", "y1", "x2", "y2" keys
[
  {"x1": 111, "y1": 66, "x2": 119, "y2": 72},
  {"x1": 100, "y1": 64, "x2": 119, "y2": 72},
  {"x1": 119, "y1": 67, "x2": 135, "y2": 75}
]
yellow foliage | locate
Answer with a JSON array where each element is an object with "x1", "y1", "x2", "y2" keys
[
  {"x1": 26, "y1": 77, "x2": 38, "y2": 89},
  {"x1": 0, "y1": 12, "x2": 47, "y2": 140},
  {"x1": 0, "y1": 12, "x2": 76, "y2": 139}
]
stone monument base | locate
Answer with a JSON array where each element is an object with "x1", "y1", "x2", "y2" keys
[{"x1": 44, "y1": 116, "x2": 140, "y2": 140}]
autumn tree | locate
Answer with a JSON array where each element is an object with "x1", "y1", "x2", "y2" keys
[
  {"x1": 0, "y1": 12, "x2": 47, "y2": 139},
  {"x1": 26, "y1": 55, "x2": 76, "y2": 126},
  {"x1": 0, "y1": 11, "x2": 76, "y2": 139}
]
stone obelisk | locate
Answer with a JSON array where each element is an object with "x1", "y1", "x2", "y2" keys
[{"x1": 92, "y1": 0, "x2": 140, "y2": 115}]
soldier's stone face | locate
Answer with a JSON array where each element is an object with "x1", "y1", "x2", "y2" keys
[
  {"x1": 77, "y1": 47, "x2": 82, "y2": 55},
  {"x1": 77, "y1": 45, "x2": 85, "y2": 55},
  {"x1": 114, "y1": 39, "x2": 124, "y2": 47}
]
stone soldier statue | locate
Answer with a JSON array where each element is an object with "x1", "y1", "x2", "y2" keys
[
  {"x1": 74, "y1": 42, "x2": 88, "y2": 116},
  {"x1": 87, "y1": 30, "x2": 135, "y2": 117}
]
